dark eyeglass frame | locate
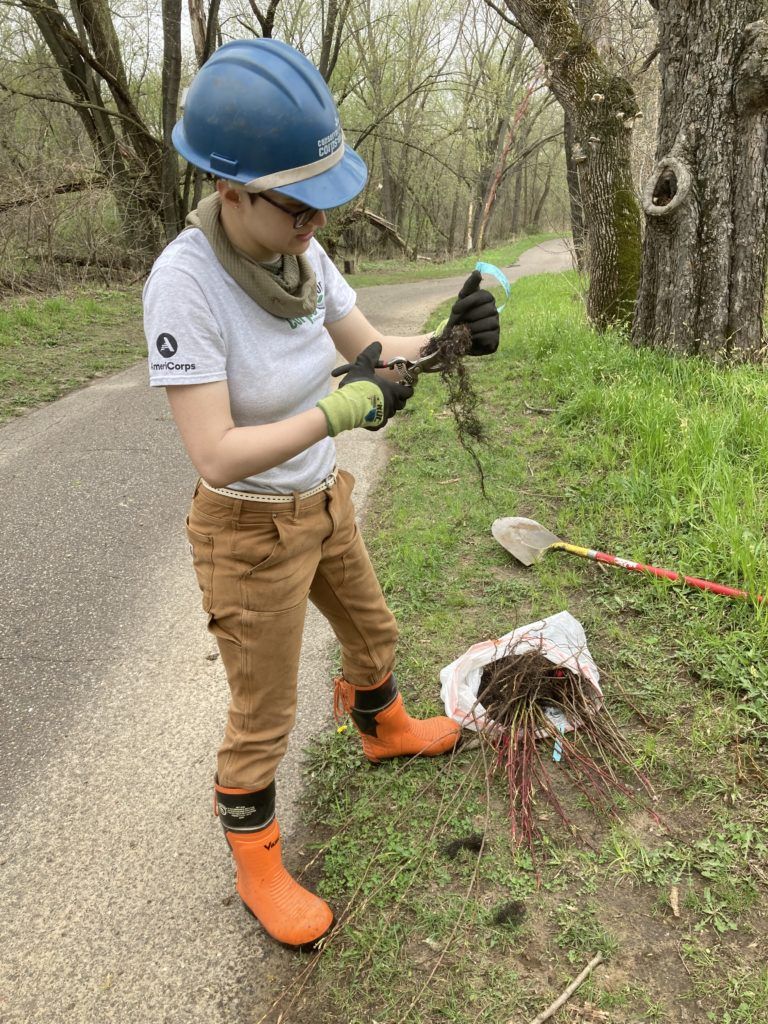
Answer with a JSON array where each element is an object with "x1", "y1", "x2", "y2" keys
[{"x1": 249, "y1": 191, "x2": 319, "y2": 229}]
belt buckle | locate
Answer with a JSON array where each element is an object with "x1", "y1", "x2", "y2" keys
[{"x1": 323, "y1": 472, "x2": 336, "y2": 490}]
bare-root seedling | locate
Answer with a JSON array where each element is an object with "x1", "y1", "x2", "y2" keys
[{"x1": 475, "y1": 641, "x2": 654, "y2": 853}]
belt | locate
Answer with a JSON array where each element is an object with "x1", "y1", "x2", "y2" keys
[{"x1": 201, "y1": 469, "x2": 338, "y2": 504}]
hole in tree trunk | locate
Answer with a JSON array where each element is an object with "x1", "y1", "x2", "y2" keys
[
  {"x1": 642, "y1": 156, "x2": 692, "y2": 218},
  {"x1": 652, "y1": 169, "x2": 678, "y2": 207}
]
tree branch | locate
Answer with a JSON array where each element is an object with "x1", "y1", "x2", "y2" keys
[
  {"x1": 641, "y1": 45, "x2": 659, "y2": 72},
  {"x1": 351, "y1": 72, "x2": 450, "y2": 147},
  {"x1": 0, "y1": 178, "x2": 106, "y2": 213},
  {"x1": 247, "y1": 0, "x2": 280, "y2": 36},
  {"x1": 348, "y1": 128, "x2": 474, "y2": 184},
  {"x1": 499, "y1": 129, "x2": 564, "y2": 184},
  {"x1": 20, "y1": 0, "x2": 135, "y2": 113},
  {"x1": 481, "y1": 0, "x2": 522, "y2": 31},
  {"x1": 0, "y1": 79, "x2": 153, "y2": 135}
]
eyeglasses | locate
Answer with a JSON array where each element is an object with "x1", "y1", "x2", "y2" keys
[{"x1": 250, "y1": 192, "x2": 319, "y2": 229}]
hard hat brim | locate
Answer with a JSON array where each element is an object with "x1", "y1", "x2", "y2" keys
[
  {"x1": 270, "y1": 146, "x2": 368, "y2": 211},
  {"x1": 173, "y1": 117, "x2": 368, "y2": 210}
]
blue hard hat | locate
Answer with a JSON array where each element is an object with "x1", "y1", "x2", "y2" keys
[{"x1": 172, "y1": 38, "x2": 367, "y2": 209}]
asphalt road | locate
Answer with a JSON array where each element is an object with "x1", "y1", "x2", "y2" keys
[{"x1": 0, "y1": 239, "x2": 572, "y2": 1024}]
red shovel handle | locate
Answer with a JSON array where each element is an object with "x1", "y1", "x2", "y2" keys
[{"x1": 555, "y1": 543, "x2": 763, "y2": 604}]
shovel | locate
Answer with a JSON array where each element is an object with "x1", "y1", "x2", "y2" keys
[{"x1": 492, "y1": 516, "x2": 764, "y2": 604}]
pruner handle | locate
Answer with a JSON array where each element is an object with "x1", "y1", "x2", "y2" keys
[{"x1": 331, "y1": 359, "x2": 387, "y2": 378}]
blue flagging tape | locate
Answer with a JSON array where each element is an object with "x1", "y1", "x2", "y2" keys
[
  {"x1": 474, "y1": 260, "x2": 512, "y2": 313},
  {"x1": 552, "y1": 723, "x2": 566, "y2": 763}
]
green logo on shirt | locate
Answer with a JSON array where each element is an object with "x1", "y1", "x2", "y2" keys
[{"x1": 288, "y1": 283, "x2": 325, "y2": 330}]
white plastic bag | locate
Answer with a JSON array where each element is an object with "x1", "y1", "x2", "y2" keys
[{"x1": 439, "y1": 611, "x2": 602, "y2": 732}]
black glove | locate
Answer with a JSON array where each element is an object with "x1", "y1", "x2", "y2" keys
[
  {"x1": 444, "y1": 270, "x2": 500, "y2": 355},
  {"x1": 337, "y1": 341, "x2": 414, "y2": 430}
]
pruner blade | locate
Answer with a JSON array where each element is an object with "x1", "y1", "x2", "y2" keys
[
  {"x1": 331, "y1": 347, "x2": 443, "y2": 386},
  {"x1": 384, "y1": 349, "x2": 443, "y2": 385}
]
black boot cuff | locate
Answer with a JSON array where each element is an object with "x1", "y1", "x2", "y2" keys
[
  {"x1": 352, "y1": 672, "x2": 398, "y2": 713},
  {"x1": 216, "y1": 780, "x2": 276, "y2": 833}
]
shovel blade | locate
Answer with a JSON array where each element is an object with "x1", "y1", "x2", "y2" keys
[{"x1": 491, "y1": 517, "x2": 561, "y2": 566}]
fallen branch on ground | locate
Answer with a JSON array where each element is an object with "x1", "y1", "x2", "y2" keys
[{"x1": 523, "y1": 951, "x2": 604, "y2": 1024}]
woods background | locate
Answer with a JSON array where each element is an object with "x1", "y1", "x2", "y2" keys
[
  {"x1": 2, "y1": 0, "x2": 768, "y2": 360},
  {"x1": 0, "y1": 1, "x2": 655, "y2": 283}
]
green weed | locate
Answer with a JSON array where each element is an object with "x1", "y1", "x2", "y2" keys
[
  {"x1": 682, "y1": 938, "x2": 768, "y2": 1023},
  {"x1": 554, "y1": 902, "x2": 618, "y2": 962},
  {"x1": 0, "y1": 287, "x2": 144, "y2": 421}
]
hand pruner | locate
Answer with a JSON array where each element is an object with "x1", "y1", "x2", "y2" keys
[{"x1": 331, "y1": 349, "x2": 443, "y2": 387}]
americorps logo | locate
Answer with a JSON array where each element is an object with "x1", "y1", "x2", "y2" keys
[
  {"x1": 152, "y1": 332, "x2": 196, "y2": 372},
  {"x1": 156, "y1": 333, "x2": 178, "y2": 356}
]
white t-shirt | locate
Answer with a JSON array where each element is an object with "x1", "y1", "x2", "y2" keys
[{"x1": 143, "y1": 230, "x2": 356, "y2": 494}]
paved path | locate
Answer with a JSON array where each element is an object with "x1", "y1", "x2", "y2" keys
[{"x1": 0, "y1": 239, "x2": 572, "y2": 1024}]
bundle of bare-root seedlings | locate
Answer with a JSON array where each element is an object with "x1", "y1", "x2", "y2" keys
[
  {"x1": 475, "y1": 641, "x2": 654, "y2": 852},
  {"x1": 420, "y1": 324, "x2": 488, "y2": 496}
]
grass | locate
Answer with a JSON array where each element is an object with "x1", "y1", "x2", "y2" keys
[
  {"x1": 344, "y1": 232, "x2": 562, "y2": 288},
  {"x1": 0, "y1": 288, "x2": 144, "y2": 422},
  {"x1": 289, "y1": 270, "x2": 768, "y2": 1024}
]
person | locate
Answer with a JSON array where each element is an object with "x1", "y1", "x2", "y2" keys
[{"x1": 143, "y1": 37, "x2": 499, "y2": 952}]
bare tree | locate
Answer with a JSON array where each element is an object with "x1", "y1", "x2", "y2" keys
[
  {"x1": 189, "y1": 0, "x2": 223, "y2": 66},
  {"x1": 2, "y1": 0, "x2": 189, "y2": 262},
  {"x1": 0, "y1": 0, "x2": 572, "y2": 282},
  {"x1": 346, "y1": 0, "x2": 461, "y2": 240},
  {"x1": 633, "y1": 1, "x2": 768, "y2": 362},
  {"x1": 474, "y1": 80, "x2": 533, "y2": 250},
  {"x1": 318, "y1": 0, "x2": 352, "y2": 80},
  {"x1": 465, "y1": 26, "x2": 546, "y2": 251},
  {"x1": 245, "y1": 0, "x2": 280, "y2": 37}
]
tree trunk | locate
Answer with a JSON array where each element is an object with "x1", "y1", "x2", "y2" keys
[
  {"x1": 632, "y1": 7, "x2": 768, "y2": 362},
  {"x1": 465, "y1": 199, "x2": 475, "y2": 252},
  {"x1": 22, "y1": 0, "x2": 171, "y2": 264},
  {"x1": 446, "y1": 175, "x2": 463, "y2": 256},
  {"x1": 500, "y1": 0, "x2": 642, "y2": 327},
  {"x1": 247, "y1": 0, "x2": 281, "y2": 38},
  {"x1": 563, "y1": 111, "x2": 586, "y2": 270},
  {"x1": 531, "y1": 160, "x2": 553, "y2": 230},
  {"x1": 188, "y1": 0, "x2": 221, "y2": 67},
  {"x1": 160, "y1": 0, "x2": 183, "y2": 243},
  {"x1": 510, "y1": 167, "x2": 523, "y2": 233},
  {"x1": 475, "y1": 83, "x2": 536, "y2": 251},
  {"x1": 318, "y1": 0, "x2": 351, "y2": 81}
]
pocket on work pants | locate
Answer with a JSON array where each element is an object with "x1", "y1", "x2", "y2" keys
[
  {"x1": 238, "y1": 511, "x2": 322, "y2": 614},
  {"x1": 185, "y1": 519, "x2": 214, "y2": 613}
]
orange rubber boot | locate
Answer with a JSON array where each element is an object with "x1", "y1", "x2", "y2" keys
[
  {"x1": 334, "y1": 672, "x2": 461, "y2": 764},
  {"x1": 215, "y1": 780, "x2": 334, "y2": 951}
]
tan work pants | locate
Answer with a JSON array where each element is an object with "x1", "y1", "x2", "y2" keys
[{"x1": 185, "y1": 470, "x2": 398, "y2": 790}]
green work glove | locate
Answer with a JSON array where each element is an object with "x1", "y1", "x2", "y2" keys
[
  {"x1": 317, "y1": 380, "x2": 386, "y2": 436},
  {"x1": 318, "y1": 342, "x2": 414, "y2": 436}
]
